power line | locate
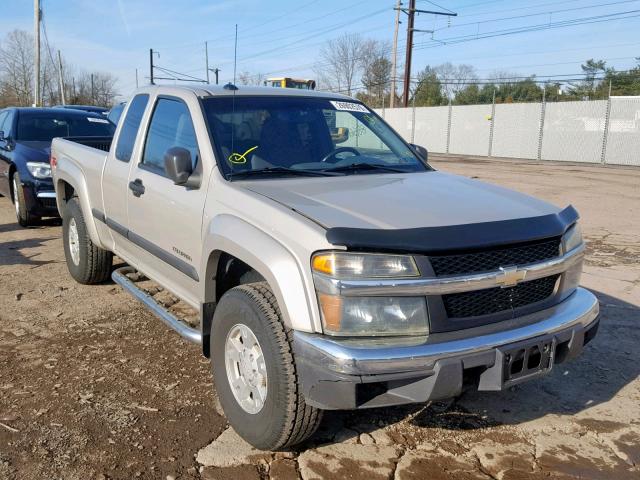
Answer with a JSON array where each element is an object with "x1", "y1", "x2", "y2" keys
[
  {"x1": 226, "y1": 8, "x2": 389, "y2": 66},
  {"x1": 156, "y1": 0, "x2": 370, "y2": 52},
  {"x1": 433, "y1": 0, "x2": 640, "y2": 32},
  {"x1": 415, "y1": 9, "x2": 640, "y2": 49}
]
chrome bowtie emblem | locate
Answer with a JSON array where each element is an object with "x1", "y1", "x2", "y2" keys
[{"x1": 497, "y1": 266, "x2": 527, "y2": 287}]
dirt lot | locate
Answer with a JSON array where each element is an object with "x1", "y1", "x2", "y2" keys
[{"x1": 0, "y1": 156, "x2": 639, "y2": 480}]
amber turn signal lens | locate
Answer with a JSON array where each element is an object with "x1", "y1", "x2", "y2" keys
[
  {"x1": 317, "y1": 293, "x2": 342, "y2": 331},
  {"x1": 312, "y1": 253, "x2": 335, "y2": 275}
]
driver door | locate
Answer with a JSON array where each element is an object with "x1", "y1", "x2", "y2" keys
[{"x1": 125, "y1": 95, "x2": 206, "y2": 306}]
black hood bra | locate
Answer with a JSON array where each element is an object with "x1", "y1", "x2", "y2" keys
[{"x1": 326, "y1": 205, "x2": 579, "y2": 254}]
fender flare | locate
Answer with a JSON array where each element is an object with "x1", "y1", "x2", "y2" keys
[
  {"x1": 53, "y1": 157, "x2": 106, "y2": 249},
  {"x1": 201, "y1": 214, "x2": 318, "y2": 333}
]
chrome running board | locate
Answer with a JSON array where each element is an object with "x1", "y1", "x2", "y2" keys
[{"x1": 112, "y1": 266, "x2": 202, "y2": 344}]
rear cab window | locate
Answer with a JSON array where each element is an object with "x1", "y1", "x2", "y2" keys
[
  {"x1": 115, "y1": 94, "x2": 149, "y2": 162},
  {"x1": 15, "y1": 112, "x2": 114, "y2": 142},
  {"x1": 141, "y1": 97, "x2": 198, "y2": 176}
]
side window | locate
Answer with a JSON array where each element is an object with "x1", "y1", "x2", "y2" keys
[
  {"x1": 4, "y1": 111, "x2": 15, "y2": 136},
  {"x1": 115, "y1": 94, "x2": 149, "y2": 162},
  {"x1": 141, "y1": 98, "x2": 198, "y2": 175},
  {"x1": 0, "y1": 112, "x2": 8, "y2": 135}
]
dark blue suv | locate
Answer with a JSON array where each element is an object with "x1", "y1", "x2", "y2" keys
[{"x1": 0, "y1": 107, "x2": 115, "y2": 226}]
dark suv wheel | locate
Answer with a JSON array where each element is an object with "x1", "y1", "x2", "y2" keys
[{"x1": 12, "y1": 173, "x2": 39, "y2": 227}]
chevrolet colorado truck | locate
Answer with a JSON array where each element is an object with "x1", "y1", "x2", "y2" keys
[{"x1": 51, "y1": 84, "x2": 599, "y2": 451}]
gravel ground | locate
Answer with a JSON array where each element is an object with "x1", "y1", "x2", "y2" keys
[{"x1": 0, "y1": 155, "x2": 638, "y2": 480}]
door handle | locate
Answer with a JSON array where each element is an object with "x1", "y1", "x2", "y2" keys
[{"x1": 128, "y1": 178, "x2": 145, "y2": 197}]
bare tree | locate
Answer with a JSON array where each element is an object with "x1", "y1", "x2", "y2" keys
[
  {"x1": 433, "y1": 63, "x2": 478, "y2": 100},
  {"x1": 0, "y1": 30, "x2": 34, "y2": 106},
  {"x1": 238, "y1": 71, "x2": 265, "y2": 86},
  {"x1": 0, "y1": 29, "x2": 119, "y2": 107},
  {"x1": 315, "y1": 33, "x2": 374, "y2": 95}
]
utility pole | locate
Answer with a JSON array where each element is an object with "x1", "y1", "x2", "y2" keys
[
  {"x1": 208, "y1": 67, "x2": 220, "y2": 85},
  {"x1": 135, "y1": 68, "x2": 139, "y2": 88},
  {"x1": 401, "y1": 1, "x2": 457, "y2": 107},
  {"x1": 57, "y1": 50, "x2": 66, "y2": 105},
  {"x1": 33, "y1": 0, "x2": 41, "y2": 106},
  {"x1": 149, "y1": 48, "x2": 155, "y2": 85},
  {"x1": 390, "y1": 0, "x2": 401, "y2": 108},
  {"x1": 90, "y1": 73, "x2": 95, "y2": 103},
  {"x1": 205, "y1": 41, "x2": 210, "y2": 84},
  {"x1": 401, "y1": 0, "x2": 416, "y2": 108}
]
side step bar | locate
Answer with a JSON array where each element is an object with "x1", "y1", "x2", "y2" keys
[{"x1": 112, "y1": 266, "x2": 202, "y2": 345}]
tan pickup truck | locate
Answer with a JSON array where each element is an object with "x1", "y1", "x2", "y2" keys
[{"x1": 51, "y1": 84, "x2": 599, "y2": 450}]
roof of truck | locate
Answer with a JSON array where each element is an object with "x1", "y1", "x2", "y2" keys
[{"x1": 132, "y1": 84, "x2": 355, "y2": 100}]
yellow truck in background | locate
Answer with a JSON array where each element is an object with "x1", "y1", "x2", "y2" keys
[{"x1": 265, "y1": 77, "x2": 316, "y2": 90}]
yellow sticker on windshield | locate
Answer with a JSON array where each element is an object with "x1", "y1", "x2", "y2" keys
[{"x1": 228, "y1": 146, "x2": 258, "y2": 164}]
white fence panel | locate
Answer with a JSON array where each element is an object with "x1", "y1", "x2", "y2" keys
[
  {"x1": 604, "y1": 97, "x2": 640, "y2": 166},
  {"x1": 541, "y1": 100, "x2": 607, "y2": 163},
  {"x1": 413, "y1": 106, "x2": 449, "y2": 153},
  {"x1": 492, "y1": 103, "x2": 541, "y2": 159},
  {"x1": 378, "y1": 99, "x2": 638, "y2": 167},
  {"x1": 449, "y1": 104, "x2": 492, "y2": 156},
  {"x1": 379, "y1": 108, "x2": 412, "y2": 141}
]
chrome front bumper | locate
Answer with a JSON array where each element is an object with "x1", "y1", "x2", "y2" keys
[{"x1": 294, "y1": 287, "x2": 599, "y2": 409}]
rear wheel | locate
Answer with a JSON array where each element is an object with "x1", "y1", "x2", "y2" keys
[
  {"x1": 62, "y1": 197, "x2": 113, "y2": 284},
  {"x1": 211, "y1": 282, "x2": 322, "y2": 450},
  {"x1": 12, "y1": 173, "x2": 39, "y2": 227}
]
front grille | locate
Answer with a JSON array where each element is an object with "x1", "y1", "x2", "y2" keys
[
  {"x1": 429, "y1": 237, "x2": 562, "y2": 276},
  {"x1": 442, "y1": 275, "x2": 559, "y2": 318},
  {"x1": 39, "y1": 197, "x2": 57, "y2": 208}
]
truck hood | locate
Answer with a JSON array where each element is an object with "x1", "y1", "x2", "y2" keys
[{"x1": 240, "y1": 171, "x2": 561, "y2": 230}]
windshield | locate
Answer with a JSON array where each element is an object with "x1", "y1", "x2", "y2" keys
[
  {"x1": 202, "y1": 96, "x2": 428, "y2": 179},
  {"x1": 16, "y1": 112, "x2": 115, "y2": 142}
]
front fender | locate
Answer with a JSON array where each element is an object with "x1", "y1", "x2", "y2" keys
[
  {"x1": 201, "y1": 214, "x2": 319, "y2": 333},
  {"x1": 53, "y1": 158, "x2": 106, "y2": 249}
]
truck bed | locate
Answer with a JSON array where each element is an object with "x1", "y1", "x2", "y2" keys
[
  {"x1": 51, "y1": 137, "x2": 113, "y2": 221},
  {"x1": 62, "y1": 136, "x2": 113, "y2": 152}
]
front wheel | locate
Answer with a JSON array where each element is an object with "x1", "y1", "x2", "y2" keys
[
  {"x1": 211, "y1": 282, "x2": 322, "y2": 450},
  {"x1": 62, "y1": 197, "x2": 113, "y2": 284},
  {"x1": 12, "y1": 173, "x2": 39, "y2": 227}
]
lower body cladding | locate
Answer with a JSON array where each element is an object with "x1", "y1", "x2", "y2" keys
[{"x1": 294, "y1": 287, "x2": 599, "y2": 410}]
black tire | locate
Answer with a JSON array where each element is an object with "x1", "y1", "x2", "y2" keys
[
  {"x1": 62, "y1": 197, "x2": 113, "y2": 284},
  {"x1": 211, "y1": 282, "x2": 323, "y2": 450},
  {"x1": 12, "y1": 172, "x2": 39, "y2": 227}
]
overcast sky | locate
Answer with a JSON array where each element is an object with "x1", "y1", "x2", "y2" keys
[{"x1": 1, "y1": 0, "x2": 639, "y2": 99}]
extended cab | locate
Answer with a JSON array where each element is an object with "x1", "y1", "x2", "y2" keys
[{"x1": 51, "y1": 85, "x2": 599, "y2": 450}]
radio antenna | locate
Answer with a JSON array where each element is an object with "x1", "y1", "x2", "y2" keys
[{"x1": 233, "y1": 24, "x2": 238, "y2": 86}]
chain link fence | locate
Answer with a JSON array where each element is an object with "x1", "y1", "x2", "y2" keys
[{"x1": 377, "y1": 96, "x2": 640, "y2": 167}]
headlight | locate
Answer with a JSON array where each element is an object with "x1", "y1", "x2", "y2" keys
[
  {"x1": 562, "y1": 222, "x2": 583, "y2": 253},
  {"x1": 317, "y1": 294, "x2": 428, "y2": 336},
  {"x1": 312, "y1": 252, "x2": 419, "y2": 279},
  {"x1": 312, "y1": 252, "x2": 427, "y2": 336},
  {"x1": 26, "y1": 162, "x2": 52, "y2": 179}
]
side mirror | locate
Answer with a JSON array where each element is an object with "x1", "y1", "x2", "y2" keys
[
  {"x1": 164, "y1": 147, "x2": 193, "y2": 186},
  {"x1": 411, "y1": 144, "x2": 428, "y2": 162}
]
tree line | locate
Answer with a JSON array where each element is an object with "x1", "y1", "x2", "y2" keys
[
  {"x1": 0, "y1": 30, "x2": 118, "y2": 108},
  {"x1": 302, "y1": 33, "x2": 640, "y2": 107}
]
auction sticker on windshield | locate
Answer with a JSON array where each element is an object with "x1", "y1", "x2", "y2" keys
[
  {"x1": 330, "y1": 101, "x2": 369, "y2": 113},
  {"x1": 87, "y1": 117, "x2": 110, "y2": 124}
]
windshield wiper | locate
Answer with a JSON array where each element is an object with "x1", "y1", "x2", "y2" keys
[
  {"x1": 227, "y1": 166, "x2": 336, "y2": 180},
  {"x1": 319, "y1": 163, "x2": 407, "y2": 174}
]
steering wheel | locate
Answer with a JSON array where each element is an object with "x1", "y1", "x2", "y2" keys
[{"x1": 320, "y1": 146, "x2": 361, "y2": 163}]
